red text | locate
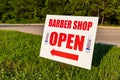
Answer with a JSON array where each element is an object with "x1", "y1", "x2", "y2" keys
[
  {"x1": 49, "y1": 32, "x2": 85, "y2": 51},
  {"x1": 73, "y1": 21, "x2": 92, "y2": 31},
  {"x1": 49, "y1": 19, "x2": 72, "y2": 29}
]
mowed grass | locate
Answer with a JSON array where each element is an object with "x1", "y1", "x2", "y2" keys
[{"x1": 0, "y1": 30, "x2": 120, "y2": 80}]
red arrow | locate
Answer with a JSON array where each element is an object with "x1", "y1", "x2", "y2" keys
[{"x1": 50, "y1": 49, "x2": 79, "y2": 61}]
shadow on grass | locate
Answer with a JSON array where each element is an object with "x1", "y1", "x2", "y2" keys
[{"x1": 92, "y1": 43, "x2": 113, "y2": 67}]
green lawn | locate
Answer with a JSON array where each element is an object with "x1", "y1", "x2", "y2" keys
[{"x1": 0, "y1": 30, "x2": 120, "y2": 80}]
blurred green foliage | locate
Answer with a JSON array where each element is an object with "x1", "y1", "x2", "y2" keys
[{"x1": 0, "y1": 0, "x2": 120, "y2": 25}]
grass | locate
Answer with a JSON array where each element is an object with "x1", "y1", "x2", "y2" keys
[{"x1": 0, "y1": 30, "x2": 120, "y2": 80}]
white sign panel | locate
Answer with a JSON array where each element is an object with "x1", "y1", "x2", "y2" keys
[{"x1": 40, "y1": 15, "x2": 98, "y2": 69}]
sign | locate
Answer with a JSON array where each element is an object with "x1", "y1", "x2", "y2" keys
[{"x1": 40, "y1": 15, "x2": 98, "y2": 69}]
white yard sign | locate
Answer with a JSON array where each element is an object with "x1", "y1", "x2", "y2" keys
[{"x1": 40, "y1": 15, "x2": 98, "y2": 69}]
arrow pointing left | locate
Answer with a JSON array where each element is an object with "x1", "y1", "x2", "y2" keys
[{"x1": 50, "y1": 49, "x2": 79, "y2": 61}]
